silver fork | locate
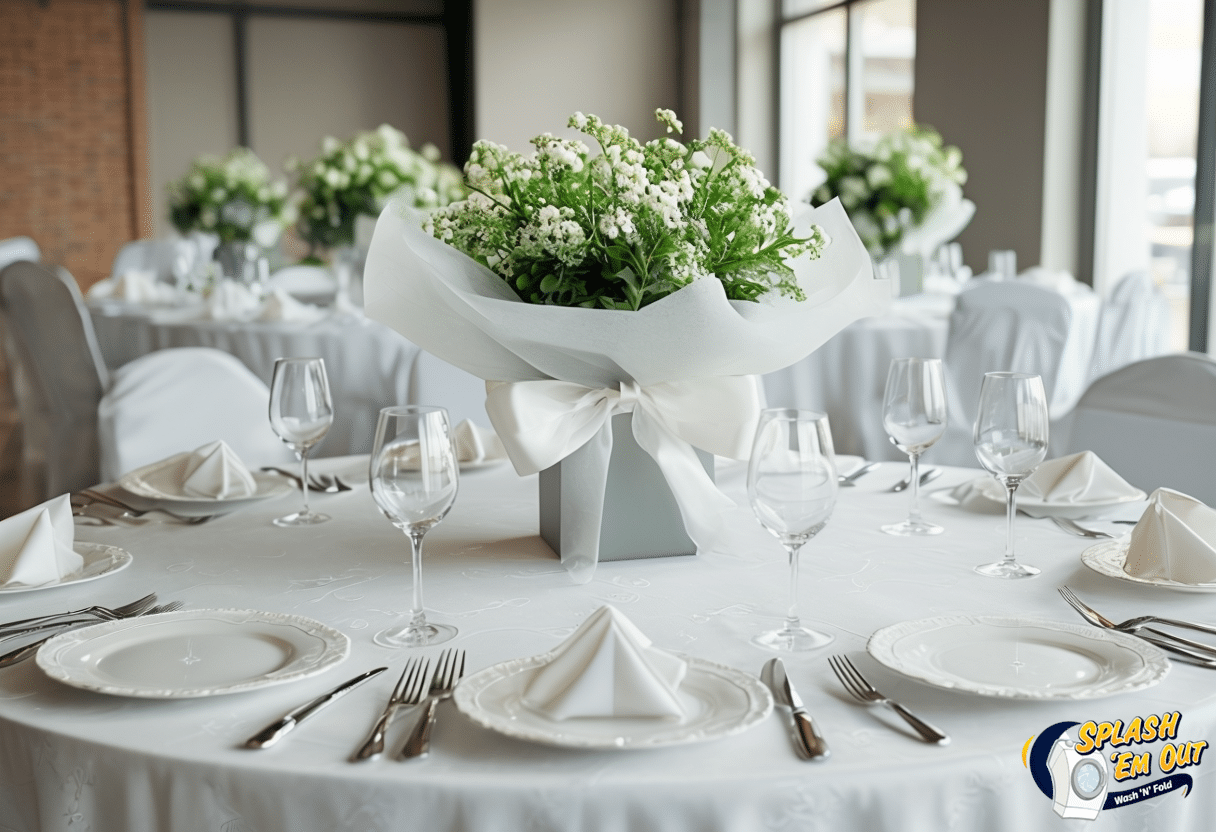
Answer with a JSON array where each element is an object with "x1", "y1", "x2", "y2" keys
[
  {"x1": 351, "y1": 657, "x2": 430, "y2": 762},
  {"x1": 1050, "y1": 517, "x2": 1115, "y2": 539},
  {"x1": 0, "y1": 601, "x2": 185, "y2": 668},
  {"x1": 75, "y1": 491, "x2": 215, "y2": 524},
  {"x1": 0, "y1": 592, "x2": 156, "y2": 636},
  {"x1": 400, "y1": 648, "x2": 466, "y2": 760},
  {"x1": 1058, "y1": 586, "x2": 1216, "y2": 663},
  {"x1": 827, "y1": 655, "x2": 950, "y2": 745}
]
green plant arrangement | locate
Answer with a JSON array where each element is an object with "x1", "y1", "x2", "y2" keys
[
  {"x1": 809, "y1": 126, "x2": 967, "y2": 259},
  {"x1": 290, "y1": 125, "x2": 466, "y2": 254},
  {"x1": 167, "y1": 148, "x2": 293, "y2": 246},
  {"x1": 425, "y1": 109, "x2": 827, "y2": 311}
]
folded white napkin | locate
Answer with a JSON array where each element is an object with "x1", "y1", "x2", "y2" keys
[
  {"x1": 521, "y1": 605, "x2": 688, "y2": 720},
  {"x1": 947, "y1": 479, "x2": 1006, "y2": 514},
  {"x1": 257, "y1": 288, "x2": 326, "y2": 323},
  {"x1": 88, "y1": 270, "x2": 178, "y2": 305},
  {"x1": 0, "y1": 495, "x2": 83, "y2": 587},
  {"x1": 200, "y1": 279, "x2": 261, "y2": 321},
  {"x1": 1125, "y1": 488, "x2": 1216, "y2": 583},
  {"x1": 452, "y1": 420, "x2": 507, "y2": 464},
  {"x1": 1020, "y1": 451, "x2": 1141, "y2": 503},
  {"x1": 134, "y1": 440, "x2": 258, "y2": 499}
]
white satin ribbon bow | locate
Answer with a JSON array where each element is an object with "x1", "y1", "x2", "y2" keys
[{"x1": 485, "y1": 376, "x2": 763, "y2": 581}]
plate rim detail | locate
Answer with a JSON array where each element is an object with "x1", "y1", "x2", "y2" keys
[{"x1": 1081, "y1": 538, "x2": 1216, "y2": 593}]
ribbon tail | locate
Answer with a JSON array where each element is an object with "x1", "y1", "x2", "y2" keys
[
  {"x1": 550, "y1": 419, "x2": 613, "y2": 584},
  {"x1": 631, "y1": 407, "x2": 736, "y2": 552}
]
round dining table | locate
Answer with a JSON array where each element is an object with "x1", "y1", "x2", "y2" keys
[{"x1": 1, "y1": 460, "x2": 1213, "y2": 832}]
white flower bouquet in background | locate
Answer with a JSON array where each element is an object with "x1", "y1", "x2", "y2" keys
[
  {"x1": 290, "y1": 125, "x2": 466, "y2": 255},
  {"x1": 810, "y1": 126, "x2": 973, "y2": 260},
  {"x1": 168, "y1": 148, "x2": 293, "y2": 247},
  {"x1": 365, "y1": 110, "x2": 890, "y2": 581}
]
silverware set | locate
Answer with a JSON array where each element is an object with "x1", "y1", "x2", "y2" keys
[
  {"x1": 0, "y1": 600, "x2": 184, "y2": 668},
  {"x1": 259, "y1": 467, "x2": 352, "y2": 493},
  {"x1": 834, "y1": 461, "x2": 942, "y2": 493},
  {"x1": 71, "y1": 490, "x2": 216, "y2": 525},
  {"x1": 1058, "y1": 585, "x2": 1216, "y2": 667}
]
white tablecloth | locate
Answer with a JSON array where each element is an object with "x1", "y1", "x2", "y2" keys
[
  {"x1": 2, "y1": 462, "x2": 1214, "y2": 831},
  {"x1": 88, "y1": 305, "x2": 421, "y2": 456}
]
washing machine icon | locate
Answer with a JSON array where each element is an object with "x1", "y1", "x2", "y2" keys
[{"x1": 1047, "y1": 730, "x2": 1109, "y2": 820}]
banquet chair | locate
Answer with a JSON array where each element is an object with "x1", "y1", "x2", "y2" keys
[
  {"x1": 1087, "y1": 270, "x2": 1171, "y2": 383},
  {"x1": 0, "y1": 236, "x2": 39, "y2": 270},
  {"x1": 0, "y1": 260, "x2": 110, "y2": 499},
  {"x1": 98, "y1": 347, "x2": 296, "y2": 481},
  {"x1": 929, "y1": 280, "x2": 1087, "y2": 465},
  {"x1": 111, "y1": 234, "x2": 217, "y2": 283},
  {"x1": 409, "y1": 349, "x2": 490, "y2": 427},
  {"x1": 267, "y1": 265, "x2": 336, "y2": 304},
  {"x1": 1065, "y1": 353, "x2": 1216, "y2": 504}
]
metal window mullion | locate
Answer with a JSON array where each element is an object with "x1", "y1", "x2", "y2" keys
[
  {"x1": 1191, "y1": 0, "x2": 1216, "y2": 353},
  {"x1": 233, "y1": 9, "x2": 249, "y2": 148},
  {"x1": 844, "y1": 1, "x2": 863, "y2": 140}
]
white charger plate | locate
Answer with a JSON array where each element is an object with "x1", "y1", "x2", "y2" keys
[
  {"x1": 937, "y1": 476, "x2": 1145, "y2": 519},
  {"x1": 454, "y1": 654, "x2": 772, "y2": 749},
  {"x1": 37, "y1": 608, "x2": 349, "y2": 698},
  {"x1": 1081, "y1": 538, "x2": 1216, "y2": 593},
  {"x1": 868, "y1": 615, "x2": 1169, "y2": 700},
  {"x1": 0, "y1": 542, "x2": 132, "y2": 595},
  {"x1": 117, "y1": 470, "x2": 293, "y2": 516}
]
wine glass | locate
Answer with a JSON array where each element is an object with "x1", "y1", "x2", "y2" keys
[
  {"x1": 972, "y1": 372, "x2": 1049, "y2": 578},
  {"x1": 881, "y1": 358, "x2": 948, "y2": 536},
  {"x1": 748, "y1": 409, "x2": 838, "y2": 651},
  {"x1": 370, "y1": 406, "x2": 459, "y2": 647},
  {"x1": 269, "y1": 357, "x2": 334, "y2": 527}
]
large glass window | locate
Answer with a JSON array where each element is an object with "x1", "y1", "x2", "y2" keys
[{"x1": 778, "y1": 0, "x2": 916, "y2": 204}]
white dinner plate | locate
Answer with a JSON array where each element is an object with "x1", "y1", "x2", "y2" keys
[
  {"x1": 0, "y1": 542, "x2": 132, "y2": 595},
  {"x1": 938, "y1": 476, "x2": 1145, "y2": 519},
  {"x1": 868, "y1": 615, "x2": 1169, "y2": 700},
  {"x1": 454, "y1": 654, "x2": 772, "y2": 749},
  {"x1": 37, "y1": 608, "x2": 349, "y2": 698},
  {"x1": 1081, "y1": 538, "x2": 1216, "y2": 593},
  {"x1": 117, "y1": 470, "x2": 294, "y2": 516}
]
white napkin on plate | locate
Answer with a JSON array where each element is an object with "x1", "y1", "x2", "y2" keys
[
  {"x1": 521, "y1": 605, "x2": 687, "y2": 720},
  {"x1": 1124, "y1": 488, "x2": 1216, "y2": 583},
  {"x1": 88, "y1": 270, "x2": 178, "y2": 305},
  {"x1": 135, "y1": 440, "x2": 258, "y2": 499},
  {"x1": 947, "y1": 479, "x2": 1005, "y2": 514},
  {"x1": 0, "y1": 495, "x2": 83, "y2": 587},
  {"x1": 257, "y1": 288, "x2": 326, "y2": 323},
  {"x1": 200, "y1": 279, "x2": 261, "y2": 321},
  {"x1": 452, "y1": 420, "x2": 507, "y2": 465},
  {"x1": 1020, "y1": 451, "x2": 1141, "y2": 503}
]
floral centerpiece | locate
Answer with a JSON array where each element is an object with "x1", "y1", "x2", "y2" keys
[
  {"x1": 427, "y1": 110, "x2": 823, "y2": 310},
  {"x1": 809, "y1": 126, "x2": 971, "y2": 260},
  {"x1": 167, "y1": 148, "x2": 293, "y2": 247},
  {"x1": 364, "y1": 109, "x2": 890, "y2": 581},
  {"x1": 290, "y1": 125, "x2": 466, "y2": 255}
]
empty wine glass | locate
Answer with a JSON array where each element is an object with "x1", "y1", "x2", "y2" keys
[
  {"x1": 370, "y1": 406, "x2": 458, "y2": 647},
  {"x1": 972, "y1": 372, "x2": 1048, "y2": 578},
  {"x1": 748, "y1": 409, "x2": 838, "y2": 651},
  {"x1": 881, "y1": 358, "x2": 948, "y2": 536},
  {"x1": 269, "y1": 357, "x2": 334, "y2": 527}
]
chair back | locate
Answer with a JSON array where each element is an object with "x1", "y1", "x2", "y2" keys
[
  {"x1": 409, "y1": 349, "x2": 490, "y2": 427},
  {"x1": 98, "y1": 347, "x2": 296, "y2": 480},
  {"x1": 267, "y1": 265, "x2": 336, "y2": 304},
  {"x1": 930, "y1": 280, "x2": 1078, "y2": 465},
  {"x1": 1066, "y1": 353, "x2": 1216, "y2": 504},
  {"x1": 1088, "y1": 271, "x2": 1171, "y2": 382},
  {"x1": 0, "y1": 261, "x2": 109, "y2": 496},
  {"x1": 0, "y1": 237, "x2": 39, "y2": 271},
  {"x1": 111, "y1": 234, "x2": 217, "y2": 284}
]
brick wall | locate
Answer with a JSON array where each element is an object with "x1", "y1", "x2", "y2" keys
[{"x1": 0, "y1": 0, "x2": 151, "y2": 289}]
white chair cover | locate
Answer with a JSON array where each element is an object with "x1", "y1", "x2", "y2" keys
[
  {"x1": 267, "y1": 266, "x2": 336, "y2": 303},
  {"x1": 111, "y1": 234, "x2": 216, "y2": 283},
  {"x1": 1088, "y1": 271, "x2": 1171, "y2": 383},
  {"x1": 1065, "y1": 353, "x2": 1216, "y2": 504},
  {"x1": 98, "y1": 347, "x2": 296, "y2": 481},
  {"x1": 929, "y1": 280, "x2": 1096, "y2": 465},
  {"x1": 0, "y1": 262, "x2": 110, "y2": 498},
  {"x1": 409, "y1": 349, "x2": 491, "y2": 427},
  {"x1": 0, "y1": 237, "x2": 39, "y2": 271}
]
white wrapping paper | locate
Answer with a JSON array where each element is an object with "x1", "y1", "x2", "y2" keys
[{"x1": 364, "y1": 197, "x2": 889, "y2": 580}]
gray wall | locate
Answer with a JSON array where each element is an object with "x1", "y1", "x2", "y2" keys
[{"x1": 914, "y1": 0, "x2": 1052, "y2": 275}]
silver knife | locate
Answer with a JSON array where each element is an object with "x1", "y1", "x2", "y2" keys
[
  {"x1": 243, "y1": 666, "x2": 387, "y2": 749},
  {"x1": 890, "y1": 467, "x2": 942, "y2": 493},
  {"x1": 838, "y1": 461, "x2": 880, "y2": 487},
  {"x1": 761, "y1": 658, "x2": 830, "y2": 761}
]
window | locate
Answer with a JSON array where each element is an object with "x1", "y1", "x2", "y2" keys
[{"x1": 778, "y1": 0, "x2": 916, "y2": 203}]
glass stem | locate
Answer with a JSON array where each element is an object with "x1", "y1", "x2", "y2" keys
[
  {"x1": 299, "y1": 450, "x2": 311, "y2": 515},
  {"x1": 784, "y1": 540, "x2": 805, "y2": 633},
  {"x1": 1004, "y1": 481, "x2": 1019, "y2": 565},
  {"x1": 408, "y1": 527, "x2": 428, "y2": 629},
  {"x1": 907, "y1": 452, "x2": 923, "y2": 525}
]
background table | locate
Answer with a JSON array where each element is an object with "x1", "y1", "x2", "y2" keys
[
  {"x1": 88, "y1": 305, "x2": 421, "y2": 456},
  {"x1": 2, "y1": 461, "x2": 1214, "y2": 831}
]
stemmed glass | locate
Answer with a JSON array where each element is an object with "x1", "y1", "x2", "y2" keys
[
  {"x1": 972, "y1": 372, "x2": 1049, "y2": 578},
  {"x1": 370, "y1": 406, "x2": 459, "y2": 647},
  {"x1": 269, "y1": 357, "x2": 334, "y2": 527},
  {"x1": 881, "y1": 358, "x2": 948, "y2": 536},
  {"x1": 748, "y1": 409, "x2": 838, "y2": 651}
]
